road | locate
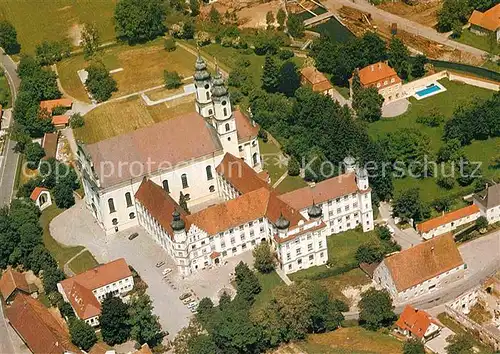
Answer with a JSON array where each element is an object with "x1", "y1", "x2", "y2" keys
[
  {"x1": 379, "y1": 202, "x2": 422, "y2": 250},
  {"x1": 324, "y1": 0, "x2": 490, "y2": 59},
  {"x1": 0, "y1": 49, "x2": 20, "y2": 207},
  {"x1": 344, "y1": 229, "x2": 500, "y2": 320}
]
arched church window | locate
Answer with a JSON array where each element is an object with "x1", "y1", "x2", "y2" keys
[
  {"x1": 225, "y1": 123, "x2": 230, "y2": 132},
  {"x1": 209, "y1": 185, "x2": 215, "y2": 193},
  {"x1": 206, "y1": 166, "x2": 213, "y2": 180},
  {"x1": 223, "y1": 108, "x2": 227, "y2": 116},
  {"x1": 129, "y1": 212, "x2": 136, "y2": 219},
  {"x1": 208, "y1": 109, "x2": 213, "y2": 115},
  {"x1": 125, "y1": 192, "x2": 133, "y2": 207},
  {"x1": 112, "y1": 218, "x2": 118, "y2": 225},
  {"x1": 252, "y1": 153, "x2": 259, "y2": 166},
  {"x1": 108, "y1": 198, "x2": 116, "y2": 213},
  {"x1": 162, "y1": 180, "x2": 169, "y2": 193},
  {"x1": 206, "y1": 92, "x2": 210, "y2": 100},
  {"x1": 181, "y1": 174, "x2": 189, "y2": 189}
]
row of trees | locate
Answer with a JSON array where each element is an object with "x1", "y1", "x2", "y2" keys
[
  {"x1": 437, "y1": 0, "x2": 497, "y2": 32},
  {"x1": 174, "y1": 261, "x2": 349, "y2": 353}
]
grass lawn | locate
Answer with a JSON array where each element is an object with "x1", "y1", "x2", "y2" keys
[
  {"x1": 437, "y1": 313, "x2": 494, "y2": 354},
  {"x1": 454, "y1": 29, "x2": 499, "y2": 55},
  {"x1": 317, "y1": 268, "x2": 370, "y2": 304},
  {"x1": 0, "y1": 0, "x2": 116, "y2": 55},
  {"x1": 73, "y1": 94, "x2": 194, "y2": 143},
  {"x1": 275, "y1": 175, "x2": 308, "y2": 194},
  {"x1": 259, "y1": 138, "x2": 288, "y2": 184},
  {"x1": 253, "y1": 271, "x2": 283, "y2": 309},
  {"x1": 57, "y1": 40, "x2": 196, "y2": 101},
  {"x1": 68, "y1": 250, "x2": 99, "y2": 274},
  {"x1": 40, "y1": 205, "x2": 84, "y2": 267},
  {"x1": 298, "y1": 327, "x2": 403, "y2": 354},
  {"x1": 368, "y1": 79, "x2": 498, "y2": 204},
  {"x1": 0, "y1": 73, "x2": 11, "y2": 108},
  {"x1": 333, "y1": 84, "x2": 350, "y2": 99}
]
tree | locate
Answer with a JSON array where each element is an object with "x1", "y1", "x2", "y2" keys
[
  {"x1": 392, "y1": 188, "x2": 427, "y2": 223},
  {"x1": 445, "y1": 334, "x2": 474, "y2": 354},
  {"x1": 0, "y1": 21, "x2": 20, "y2": 54},
  {"x1": 266, "y1": 11, "x2": 275, "y2": 29},
  {"x1": 253, "y1": 242, "x2": 275, "y2": 273},
  {"x1": 209, "y1": 7, "x2": 221, "y2": 24},
  {"x1": 437, "y1": 0, "x2": 470, "y2": 32},
  {"x1": 358, "y1": 289, "x2": 395, "y2": 330},
  {"x1": 128, "y1": 293, "x2": 164, "y2": 346},
  {"x1": 85, "y1": 63, "x2": 118, "y2": 102},
  {"x1": 288, "y1": 156, "x2": 300, "y2": 176},
  {"x1": 179, "y1": 192, "x2": 190, "y2": 214},
  {"x1": 81, "y1": 23, "x2": 100, "y2": 59},
  {"x1": 437, "y1": 176, "x2": 455, "y2": 190},
  {"x1": 164, "y1": 37, "x2": 176, "y2": 52},
  {"x1": 42, "y1": 266, "x2": 66, "y2": 293},
  {"x1": 388, "y1": 37, "x2": 410, "y2": 79},
  {"x1": 355, "y1": 243, "x2": 384, "y2": 264},
  {"x1": 47, "y1": 291, "x2": 64, "y2": 307},
  {"x1": 70, "y1": 113, "x2": 85, "y2": 128},
  {"x1": 309, "y1": 283, "x2": 345, "y2": 333},
  {"x1": 287, "y1": 14, "x2": 304, "y2": 38},
  {"x1": 277, "y1": 8, "x2": 286, "y2": 30},
  {"x1": 234, "y1": 261, "x2": 261, "y2": 303},
  {"x1": 69, "y1": 318, "x2": 97, "y2": 351},
  {"x1": 411, "y1": 54, "x2": 427, "y2": 78},
  {"x1": 59, "y1": 301, "x2": 76, "y2": 320},
  {"x1": 352, "y1": 87, "x2": 384, "y2": 122},
  {"x1": 404, "y1": 338, "x2": 425, "y2": 354},
  {"x1": 188, "y1": 334, "x2": 217, "y2": 354},
  {"x1": 189, "y1": 0, "x2": 200, "y2": 17},
  {"x1": 218, "y1": 291, "x2": 231, "y2": 309},
  {"x1": 25, "y1": 142, "x2": 45, "y2": 170},
  {"x1": 376, "y1": 226, "x2": 392, "y2": 241},
  {"x1": 35, "y1": 40, "x2": 70, "y2": 66},
  {"x1": 475, "y1": 216, "x2": 488, "y2": 231},
  {"x1": 261, "y1": 55, "x2": 280, "y2": 93},
  {"x1": 164, "y1": 71, "x2": 182, "y2": 89},
  {"x1": 433, "y1": 196, "x2": 452, "y2": 212},
  {"x1": 28, "y1": 245, "x2": 57, "y2": 275},
  {"x1": 114, "y1": 0, "x2": 165, "y2": 43},
  {"x1": 53, "y1": 182, "x2": 75, "y2": 209},
  {"x1": 351, "y1": 70, "x2": 361, "y2": 96},
  {"x1": 196, "y1": 297, "x2": 214, "y2": 327},
  {"x1": 278, "y1": 61, "x2": 300, "y2": 97},
  {"x1": 182, "y1": 22, "x2": 195, "y2": 40},
  {"x1": 452, "y1": 21, "x2": 463, "y2": 38},
  {"x1": 100, "y1": 295, "x2": 131, "y2": 345}
]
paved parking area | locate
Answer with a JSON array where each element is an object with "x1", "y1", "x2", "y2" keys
[
  {"x1": 426, "y1": 327, "x2": 454, "y2": 354},
  {"x1": 50, "y1": 200, "x2": 256, "y2": 338}
]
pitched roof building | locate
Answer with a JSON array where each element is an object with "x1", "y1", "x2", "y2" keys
[
  {"x1": 468, "y1": 4, "x2": 500, "y2": 40},
  {"x1": 0, "y1": 267, "x2": 30, "y2": 303},
  {"x1": 474, "y1": 184, "x2": 500, "y2": 224},
  {"x1": 395, "y1": 305, "x2": 441, "y2": 341},
  {"x1": 57, "y1": 258, "x2": 134, "y2": 326},
  {"x1": 6, "y1": 293, "x2": 79, "y2": 354},
  {"x1": 351, "y1": 62, "x2": 403, "y2": 105},
  {"x1": 40, "y1": 98, "x2": 73, "y2": 113},
  {"x1": 373, "y1": 233, "x2": 466, "y2": 301},
  {"x1": 300, "y1": 67, "x2": 333, "y2": 95},
  {"x1": 42, "y1": 132, "x2": 58, "y2": 160}
]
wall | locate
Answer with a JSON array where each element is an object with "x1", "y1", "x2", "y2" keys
[
  {"x1": 400, "y1": 71, "x2": 448, "y2": 98},
  {"x1": 448, "y1": 72, "x2": 500, "y2": 91}
]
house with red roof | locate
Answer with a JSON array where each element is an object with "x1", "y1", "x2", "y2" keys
[
  {"x1": 350, "y1": 62, "x2": 403, "y2": 105},
  {"x1": 468, "y1": 4, "x2": 500, "y2": 42},
  {"x1": 300, "y1": 67, "x2": 334, "y2": 96},
  {"x1": 57, "y1": 258, "x2": 133, "y2": 327},
  {"x1": 30, "y1": 186, "x2": 52, "y2": 211},
  {"x1": 395, "y1": 305, "x2": 442, "y2": 342},
  {"x1": 0, "y1": 267, "x2": 31, "y2": 304}
]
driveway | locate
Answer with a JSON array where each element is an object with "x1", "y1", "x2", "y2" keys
[
  {"x1": 382, "y1": 99, "x2": 410, "y2": 118},
  {"x1": 379, "y1": 202, "x2": 422, "y2": 249},
  {"x1": 426, "y1": 327, "x2": 454, "y2": 354},
  {"x1": 50, "y1": 200, "x2": 192, "y2": 338}
]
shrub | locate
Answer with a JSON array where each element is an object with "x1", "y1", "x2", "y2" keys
[
  {"x1": 287, "y1": 156, "x2": 300, "y2": 176},
  {"x1": 25, "y1": 142, "x2": 45, "y2": 170},
  {"x1": 278, "y1": 49, "x2": 294, "y2": 60},
  {"x1": 164, "y1": 38, "x2": 176, "y2": 52},
  {"x1": 85, "y1": 63, "x2": 118, "y2": 102},
  {"x1": 70, "y1": 113, "x2": 85, "y2": 128},
  {"x1": 164, "y1": 71, "x2": 182, "y2": 89},
  {"x1": 437, "y1": 176, "x2": 455, "y2": 190},
  {"x1": 258, "y1": 129, "x2": 268, "y2": 143}
]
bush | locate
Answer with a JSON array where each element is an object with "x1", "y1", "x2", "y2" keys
[
  {"x1": 278, "y1": 49, "x2": 294, "y2": 60},
  {"x1": 287, "y1": 156, "x2": 300, "y2": 176},
  {"x1": 53, "y1": 182, "x2": 75, "y2": 209},
  {"x1": 164, "y1": 38, "x2": 176, "y2": 52},
  {"x1": 258, "y1": 129, "x2": 268, "y2": 143},
  {"x1": 437, "y1": 176, "x2": 455, "y2": 190},
  {"x1": 35, "y1": 40, "x2": 70, "y2": 66},
  {"x1": 355, "y1": 243, "x2": 384, "y2": 264},
  {"x1": 376, "y1": 226, "x2": 392, "y2": 241},
  {"x1": 85, "y1": 63, "x2": 118, "y2": 102},
  {"x1": 475, "y1": 216, "x2": 488, "y2": 231},
  {"x1": 25, "y1": 142, "x2": 45, "y2": 170},
  {"x1": 164, "y1": 71, "x2": 182, "y2": 89},
  {"x1": 70, "y1": 113, "x2": 85, "y2": 128},
  {"x1": 416, "y1": 111, "x2": 444, "y2": 127}
]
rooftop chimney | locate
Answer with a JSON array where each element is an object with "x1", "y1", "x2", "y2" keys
[
  {"x1": 370, "y1": 65, "x2": 374, "y2": 72},
  {"x1": 378, "y1": 62, "x2": 381, "y2": 69}
]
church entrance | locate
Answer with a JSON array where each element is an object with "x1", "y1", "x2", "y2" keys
[
  {"x1": 261, "y1": 238, "x2": 267, "y2": 243},
  {"x1": 214, "y1": 258, "x2": 220, "y2": 265}
]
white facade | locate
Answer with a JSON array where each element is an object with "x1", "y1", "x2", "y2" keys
[
  {"x1": 33, "y1": 190, "x2": 52, "y2": 211},
  {"x1": 474, "y1": 184, "x2": 500, "y2": 225},
  {"x1": 374, "y1": 261, "x2": 466, "y2": 302},
  {"x1": 417, "y1": 207, "x2": 481, "y2": 240}
]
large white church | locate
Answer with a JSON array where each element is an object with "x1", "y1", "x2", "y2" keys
[{"x1": 76, "y1": 57, "x2": 375, "y2": 275}]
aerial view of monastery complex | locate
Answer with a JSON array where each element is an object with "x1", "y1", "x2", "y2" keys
[{"x1": 0, "y1": 0, "x2": 498, "y2": 353}]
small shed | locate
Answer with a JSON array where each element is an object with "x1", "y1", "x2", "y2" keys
[{"x1": 30, "y1": 187, "x2": 52, "y2": 211}]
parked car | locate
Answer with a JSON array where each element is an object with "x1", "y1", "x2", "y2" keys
[
  {"x1": 187, "y1": 301, "x2": 198, "y2": 309},
  {"x1": 387, "y1": 225, "x2": 395, "y2": 235},
  {"x1": 182, "y1": 297, "x2": 192, "y2": 304},
  {"x1": 128, "y1": 232, "x2": 139, "y2": 240},
  {"x1": 162, "y1": 268, "x2": 172, "y2": 276},
  {"x1": 156, "y1": 261, "x2": 165, "y2": 268},
  {"x1": 179, "y1": 292, "x2": 191, "y2": 300}
]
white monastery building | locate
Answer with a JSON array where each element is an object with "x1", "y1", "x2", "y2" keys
[
  {"x1": 373, "y1": 233, "x2": 466, "y2": 302},
  {"x1": 57, "y1": 258, "x2": 133, "y2": 327},
  {"x1": 474, "y1": 184, "x2": 500, "y2": 224},
  {"x1": 76, "y1": 57, "x2": 375, "y2": 276}
]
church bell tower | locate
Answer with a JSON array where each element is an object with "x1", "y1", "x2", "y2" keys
[{"x1": 194, "y1": 54, "x2": 214, "y2": 119}]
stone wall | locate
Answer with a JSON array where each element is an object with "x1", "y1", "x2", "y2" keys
[{"x1": 448, "y1": 72, "x2": 500, "y2": 91}]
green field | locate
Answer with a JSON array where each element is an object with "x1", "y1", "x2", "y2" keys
[
  {"x1": 68, "y1": 250, "x2": 99, "y2": 274},
  {"x1": 454, "y1": 29, "x2": 499, "y2": 55},
  {"x1": 40, "y1": 205, "x2": 84, "y2": 267},
  {"x1": 368, "y1": 79, "x2": 499, "y2": 204},
  {"x1": 0, "y1": 0, "x2": 116, "y2": 55},
  {"x1": 253, "y1": 271, "x2": 283, "y2": 309}
]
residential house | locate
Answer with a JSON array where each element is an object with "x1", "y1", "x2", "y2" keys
[
  {"x1": 416, "y1": 204, "x2": 481, "y2": 240},
  {"x1": 468, "y1": 4, "x2": 500, "y2": 42},
  {"x1": 474, "y1": 184, "x2": 500, "y2": 224},
  {"x1": 395, "y1": 305, "x2": 442, "y2": 342},
  {"x1": 57, "y1": 258, "x2": 133, "y2": 327},
  {"x1": 0, "y1": 267, "x2": 30, "y2": 304},
  {"x1": 5, "y1": 293, "x2": 79, "y2": 354},
  {"x1": 300, "y1": 67, "x2": 334, "y2": 96},
  {"x1": 373, "y1": 233, "x2": 466, "y2": 302},
  {"x1": 52, "y1": 115, "x2": 70, "y2": 129},
  {"x1": 40, "y1": 98, "x2": 73, "y2": 113},
  {"x1": 351, "y1": 61, "x2": 403, "y2": 104},
  {"x1": 30, "y1": 186, "x2": 52, "y2": 211}
]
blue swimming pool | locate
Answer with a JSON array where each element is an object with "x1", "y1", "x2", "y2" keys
[{"x1": 415, "y1": 83, "x2": 442, "y2": 98}]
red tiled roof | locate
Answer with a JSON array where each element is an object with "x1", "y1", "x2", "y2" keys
[
  {"x1": 216, "y1": 153, "x2": 269, "y2": 194},
  {"x1": 30, "y1": 186, "x2": 49, "y2": 201},
  {"x1": 51, "y1": 115, "x2": 70, "y2": 126},
  {"x1": 210, "y1": 251, "x2": 221, "y2": 259},
  {"x1": 0, "y1": 267, "x2": 29, "y2": 301},
  {"x1": 86, "y1": 111, "x2": 223, "y2": 187},
  {"x1": 358, "y1": 62, "x2": 401, "y2": 87},
  {"x1": 301, "y1": 67, "x2": 332, "y2": 93},
  {"x1": 396, "y1": 305, "x2": 441, "y2": 339},
  {"x1": 58, "y1": 259, "x2": 131, "y2": 319},
  {"x1": 416, "y1": 205, "x2": 480, "y2": 233},
  {"x1": 384, "y1": 233, "x2": 464, "y2": 292},
  {"x1": 42, "y1": 132, "x2": 58, "y2": 159},
  {"x1": 40, "y1": 98, "x2": 73, "y2": 113},
  {"x1": 234, "y1": 110, "x2": 259, "y2": 143},
  {"x1": 135, "y1": 178, "x2": 189, "y2": 237},
  {"x1": 6, "y1": 294, "x2": 78, "y2": 354},
  {"x1": 278, "y1": 173, "x2": 358, "y2": 210},
  {"x1": 469, "y1": 4, "x2": 500, "y2": 31},
  {"x1": 273, "y1": 221, "x2": 325, "y2": 244},
  {"x1": 134, "y1": 343, "x2": 153, "y2": 354}
]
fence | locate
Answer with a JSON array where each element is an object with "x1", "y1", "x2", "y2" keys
[{"x1": 429, "y1": 59, "x2": 500, "y2": 82}]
